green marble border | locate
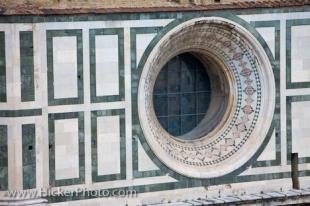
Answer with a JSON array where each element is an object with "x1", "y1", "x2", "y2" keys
[
  {"x1": 286, "y1": 19, "x2": 310, "y2": 89},
  {"x1": 0, "y1": 109, "x2": 42, "y2": 117},
  {"x1": 130, "y1": 26, "x2": 164, "y2": 178},
  {"x1": 0, "y1": 6, "x2": 309, "y2": 23},
  {"x1": 0, "y1": 125, "x2": 8, "y2": 191},
  {"x1": 91, "y1": 109, "x2": 126, "y2": 182},
  {"x1": 0, "y1": 31, "x2": 6, "y2": 102},
  {"x1": 89, "y1": 28, "x2": 125, "y2": 103},
  {"x1": 22, "y1": 124, "x2": 36, "y2": 189},
  {"x1": 287, "y1": 95, "x2": 310, "y2": 164},
  {"x1": 20, "y1": 31, "x2": 35, "y2": 102},
  {"x1": 250, "y1": 20, "x2": 281, "y2": 167},
  {"x1": 48, "y1": 112, "x2": 85, "y2": 187},
  {"x1": 46, "y1": 29, "x2": 84, "y2": 106}
]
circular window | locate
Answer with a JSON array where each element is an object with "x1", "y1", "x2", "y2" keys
[
  {"x1": 137, "y1": 17, "x2": 275, "y2": 178},
  {"x1": 153, "y1": 52, "x2": 230, "y2": 141}
]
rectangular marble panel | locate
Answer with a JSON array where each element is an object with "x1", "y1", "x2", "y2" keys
[
  {"x1": 256, "y1": 27, "x2": 275, "y2": 58},
  {"x1": 291, "y1": 101, "x2": 310, "y2": 158},
  {"x1": 95, "y1": 35, "x2": 119, "y2": 96},
  {"x1": 54, "y1": 118, "x2": 79, "y2": 180},
  {"x1": 53, "y1": 36, "x2": 78, "y2": 99},
  {"x1": 138, "y1": 139, "x2": 158, "y2": 172},
  {"x1": 136, "y1": 33, "x2": 156, "y2": 67},
  {"x1": 97, "y1": 115, "x2": 120, "y2": 176},
  {"x1": 291, "y1": 25, "x2": 310, "y2": 83},
  {"x1": 257, "y1": 130, "x2": 276, "y2": 161}
]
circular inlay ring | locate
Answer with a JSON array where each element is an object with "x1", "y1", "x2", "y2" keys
[{"x1": 138, "y1": 17, "x2": 275, "y2": 178}]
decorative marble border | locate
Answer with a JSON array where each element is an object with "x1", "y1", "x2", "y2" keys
[
  {"x1": 48, "y1": 112, "x2": 85, "y2": 187},
  {"x1": 20, "y1": 31, "x2": 35, "y2": 102},
  {"x1": 286, "y1": 95, "x2": 310, "y2": 164},
  {"x1": 250, "y1": 20, "x2": 281, "y2": 168},
  {"x1": 89, "y1": 28, "x2": 125, "y2": 103},
  {"x1": 130, "y1": 27, "x2": 164, "y2": 178},
  {"x1": 286, "y1": 19, "x2": 310, "y2": 89},
  {"x1": 0, "y1": 31, "x2": 6, "y2": 102},
  {"x1": 0, "y1": 125, "x2": 7, "y2": 191},
  {"x1": 22, "y1": 124, "x2": 36, "y2": 189},
  {"x1": 46, "y1": 29, "x2": 84, "y2": 106},
  {"x1": 91, "y1": 109, "x2": 126, "y2": 182}
]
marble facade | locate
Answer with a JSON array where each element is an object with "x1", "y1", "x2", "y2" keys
[{"x1": 0, "y1": 7, "x2": 310, "y2": 205}]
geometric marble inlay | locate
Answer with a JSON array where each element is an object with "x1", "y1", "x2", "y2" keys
[
  {"x1": 291, "y1": 25, "x2": 310, "y2": 83},
  {"x1": 291, "y1": 101, "x2": 310, "y2": 158},
  {"x1": 54, "y1": 118, "x2": 79, "y2": 180}
]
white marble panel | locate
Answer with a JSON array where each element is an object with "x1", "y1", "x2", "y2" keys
[
  {"x1": 55, "y1": 118, "x2": 79, "y2": 180},
  {"x1": 138, "y1": 139, "x2": 159, "y2": 171},
  {"x1": 257, "y1": 130, "x2": 276, "y2": 161},
  {"x1": 53, "y1": 36, "x2": 78, "y2": 98},
  {"x1": 97, "y1": 115, "x2": 120, "y2": 175},
  {"x1": 256, "y1": 27, "x2": 275, "y2": 58},
  {"x1": 291, "y1": 25, "x2": 310, "y2": 83},
  {"x1": 292, "y1": 101, "x2": 310, "y2": 157},
  {"x1": 136, "y1": 33, "x2": 156, "y2": 67},
  {"x1": 95, "y1": 35, "x2": 119, "y2": 96}
]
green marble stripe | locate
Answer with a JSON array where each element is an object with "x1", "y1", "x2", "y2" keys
[
  {"x1": 287, "y1": 95, "x2": 310, "y2": 165},
  {"x1": 0, "y1": 32, "x2": 6, "y2": 102},
  {"x1": 0, "y1": 125, "x2": 8, "y2": 191},
  {"x1": 0, "y1": 6, "x2": 309, "y2": 23},
  {"x1": 286, "y1": 19, "x2": 310, "y2": 89},
  {"x1": 20, "y1": 31, "x2": 35, "y2": 102},
  {"x1": 48, "y1": 112, "x2": 85, "y2": 187},
  {"x1": 91, "y1": 109, "x2": 126, "y2": 182},
  {"x1": 89, "y1": 28, "x2": 125, "y2": 103},
  {"x1": 22, "y1": 124, "x2": 36, "y2": 189},
  {"x1": 46, "y1": 29, "x2": 84, "y2": 106},
  {"x1": 0, "y1": 109, "x2": 42, "y2": 117}
]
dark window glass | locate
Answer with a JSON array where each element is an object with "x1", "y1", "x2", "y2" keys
[{"x1": 153, "y1": 53, "x2": 211, "y2": 137}]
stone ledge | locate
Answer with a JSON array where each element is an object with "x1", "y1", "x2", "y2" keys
[
  {"x1": 145, "y1": 188, "x2": 310, "y2": 205},
  {"x1": 0, "y1": 198, "x2": 47, "y2": 206}
]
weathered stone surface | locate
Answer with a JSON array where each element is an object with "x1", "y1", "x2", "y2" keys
[{"x1": 0, "y1": 0, "x2": 309, "y2": 15}]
